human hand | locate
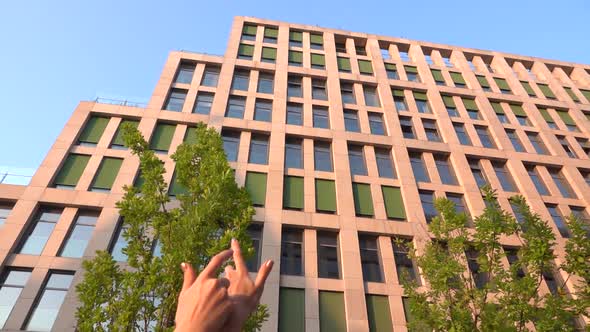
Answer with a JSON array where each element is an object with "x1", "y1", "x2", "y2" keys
[
  {"x1": 223, "y1": 238, "x2": 274, "y2": 332},
  {"x1": 175, "y1": 249, "x2": 234, "y2": 332}
]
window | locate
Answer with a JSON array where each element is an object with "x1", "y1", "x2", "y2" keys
[
  {"x1": 469, "y1": 159, "x2": 488, "y2": 187},
  {"x1": 59, "y1": 211, "x2": 98, "y2": 258},
  {"x1": 193, "y1": 92, "x2": 214, "y2": 115},
  {"x1": 582, "y1": 89, "x2": 590, "y2": 102},
  {"x1": 385, "y1": 63, "x2": 399, "y2": 79},
  {"x1": 335, "y1": 39, "x2": 347, "y2": 53},
  {"x1": 405, "y1": 65, "x2": 420, "y2": 82},
  {"x1": 392, "y1": 89, "x2": 408, "y2": 111},
  {"x1": 25, "y1": 272, "x2": 74, "y2": 331},
  {"x1": 248, "y1": 134, "x2": 269, "y2": 165},
  {"x1": 315, "y1": 179, "x2": 337, "y2": 213},
  {"x1": 548, "y1": 168, "x2": 576, "y2": 198},
  {"x1": 577, "y1": 138, "x2": 590, "y2": 156},
  {"x1": 263, "y1": 26, "x2": 278, "y2": 43},
  {"x1": 168, "y1": 171, "x2": 188, "y2": 197},
  {"x1": 442, "y1": 54, "x2": 453, "y2": 67},
  {"x1": 431, "y1": 69, "x2": 445, "y2": 85},
  {"x1": 364, "y1": 85, "x2": 380, "y2": 107},
  {"x1": 463, "y1": 98, "x2": 480, "y2": 120},
  {"x1": 288, "y1": 50, "x2": 303, "y2": 66},
  {"x1": 174, "y1": 62, "x2": 195, "y2": 84},
  {"x1": 511, "y1": 202, "x2": 526, "y2": 223},
  {"x1": 492, "y1": 161, "x2": 517, "y2": 192},
  {"x1": 254, "y1": 99, "x2": 272, "y2": 122},
  {"x1": 78, "y1": 116, "x2": 109, "y2": 146},
  {"x1": 225, "y1": 96, "x2": 246, "y2": 119},
  {"x1": 442, "y1": 95, "x2": 458, "y2": 117},
  {"x1": 312, "y1": 106, "x2": 330, "y2": 129},
  {"x1": 466, "y1": 249, "x2": 487, "y2": 288},
  {"x1": 285, "y1": 137, "x2": 303, "y2": 169},
  {"x1": 340, "y1": 81, "x2": 355, "y2": 104},
  {"x1": 314, "y1": 141, "x2": 333, "y2": 172},
  {"x1": 525, "y1": 165, "x2": 549, "y2": 195},
  {"x1": 467, "y1": 58, "x2": 476, "y2": 71},
  {"x1": 399, "y1": 49, "x2": 410, "y2": 62},
  {"x1": 246, "y1": 224, "x2": 262, "y2": 271},
  {"x1": 358, "y1": 60, "x2": 373, "y2": 75},
  {"x1": 542, "y1": 268, "x2": 559, "y2": 295},
  {"x1": 454, "y1": 123, "x2": 471, "y2": 145},
  {"x1": 201, "y1": 66, "x2": 220, "y2": 87},
  {"x1": 355, "y1": 43, "x2": 367, "y2": 55},
  {"x1": 475, "y1": 126, "x2": 496, "y2": 148},
  {"x1": 279, "y1": 288, "x2": 305, "y2": 332},
  {"x1": 520, "y1": 81, "x2": 536, "y2": 97},
  {"x1": 359, "y1": 235, "x2": 383, "y2": 282},
  {"x1": 420, "y1": 190, "x2": 436, "y2": 223},
  {"x1": 504, "y1": 247, "x2": 525, "y2": 278},
  {"x1": 241, "y1": 24, "x2": 257, "y2": 41},
  {"x1": 526, "y1": 132, "x2": 548, "y2": 154},
  {"x1": 570, "y1": 207, "x2": 590, "y2": 233},
  {"x1": 409, "y1": 152, "x2": 430, "y2": 182},
  {"x1": 110, "y1": 221, "x2": 128, "y2": 262},
  {"x1": 245, "y1": 172, "x2": 267, "y2": 207},
  {"x1": 491, "y1": 102, "x2": 508, "y2": 123},
  {"x1": 231, "y1": 70, "x2": 250, "y2": 91},
  {"x1": 381, "y1": 47, "x2": 390, "y2": 59},
  {"x1": 184, "y1": 127, "x2": 199, "y2": 145},
  {"x1": 580, "y1": 169, "x2": 590, "y2": 186},
  {"x1": 451, "y1": 72, "x2": 466, "y2": 87},
  {"x1": 366, "y1": 295, "x2": 394, "y2": 332},
  {"x1": 400, "y1": 116, "x2": 415, "y2": 139},
  {"x1": 110, "y1": 119, "x2": 138, "y2": 149},
  {"x1": 53, "y1": 154, "x2": 91, "y2": 189},
  {"x1": 337, "y1": 57, "x2": 351, "y2": 72},
  {"x1": 319, "y1": 291, "x2": 347, "y2": 331},
  {"x1": 546, "y1": 205, "x2": 570, "y2": 238},
  {"x1": 311, "y1": 53, "x2": 325, "y2": 69},
  {"x1": 413, "y1": 92, "x2": 431, "y2": 113},
  {"x1": 382, "y1": 186, "x2": 405, "y2": 219},
  {"x1": 368, "y1": 112, "x2": 386, "y2": 135},
  {"x1": 557, "y1": 136, "x2": 576, "y2": 158},
  {"x1": 393, "y1": 238, "x2": 418, "y2": 283},
  {"x1": 352, "y1": 183, "x2": 374, "y2": 217},
  {"x1": 505, "y1": 129, "x2": 525, "y2": 152},
  {"x1": 261, "y1": 47, "x2": 277, "y2": 63},
  {"x1": 237, "y1": 43, "x2": 254, "y2": 60},
  {"x1": 0, "y1": 203, "x2": 12, "y2": 227},
  {"x1": 287, "y1": 75, "x2": 302, "y2": 97},
  {"x1": 343, "y1": 110, "x2": 360, "y2": 132},
  {"x1": 510, "y1": 104, "x2": 530, "y2": 126},
  {"x1": 89, "y1": 157, "x2": 123, "y2": 192},
  {"x1": 447, "y1": 193, "x2": 469, "y2": 220},
  {"x1": 312, "y1": 78, "x2": 327, "y2": 100},
  {"x1": 280, "y1": 228, "x2": 303, "y2": 275},
  {"x1": 286, "y1": 103, "x2": 303, "y2": 125},
  {"x1": 538, "y1": 83, "x2": 556, "y2": 99},
  {"x1": 0, "y1": 269, "x2": 32, "y2": 328},
  {"x1": 150, "y1": 123, "x2": 176, "y2": 153},
  {"x1": 434, "y1": 155, "x2": 458, "y2": 185},
  {"x1": 221, "y1": 130, "x2": 240, "y2": 162},
  {"x1": 257, "y1": 73, "x2": 274, "y2": 94},
  {"x1": 283, "y1": 176, "x2": 304, "y2": 210},
  {"x1": 317, "y1": 231, "x2": 340, "y2": 278},
  {"x1": 477, "y1": 75, "x2": 491, "y2": 91},
  {"x1": 375, "y1": 148, "x2": 396, "y2": 178},
  {"x1": 538, "y1": 107, "x2": 557, "y2": 129},
  {"x1": 424, "y1": 54, "x2": 433, "y2": 65},
  {"x1": 289, "y1": 30, "x2": 303, "y2": 47},
  {"x1": 564, "y1": 87, "x2": 580, "y2": 102},
  {"x1": 310, "y1": 33, "x2": 323, "y2": 50},
  {"x1": 348, "y1": 145, "x2": 367, "y2": 176},
  {"x1": 557, "y1": 110, "x2": 578, "y2": 132},
  {"x1": 19, "y1": 208, "x2": 61, "y2": 255},
  {"x1": 494, "y1": 78, "x2": 511, "y2": 94},
  {"x1": 423, "y1": 119, "x2": 441, "y2": 142}
]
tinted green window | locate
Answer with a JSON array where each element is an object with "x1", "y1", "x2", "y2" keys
[
  {"x1": 538, "y1": 83, "x2": 556, "y2": 99},
  {"x1": 78, "y1": 116, "x2": 109, "y2": 144},
  {"x1": 311, "y1": 54, "x2": 326, "y2": 66},
  {"x1": 283, "y1": 176, "x2": 304, "y2": 209},
  {"x1": 366, "y1": 294, "x2": 394, "y2": 332},
  {"x1": 289, "y1": 31, "x2": 303, "y2": 42},
  {"x1": 538, "y1": 108, "x2": 554, "y2": 123},
  {"x1": 494, "y1": 78, "x2": 510, "y2": 91},
  {"x1": 404, "y1": 66, "x2": 418, "y2": 74},
  {"x1": 315, "y1": 179, "x2": 336, "y2": 213},
  {"x1": 353, "y1": 183, "x2": 374, "y2": 216},
  {"x1": 319, "y1": 291, "x2": 347, "y2": 332},
  {"x1": 450, "y1": 72, "x2": 465, "y2": 85},
  {"x1": 184, "y1": 127, "x2": 198, "y2": 144},
  {"x1": 111, "y1": 119, "x2": 139, "y2": 147},
  {"x1": 382, "y1": 186, "x2": 405, "y2": 220},
  {"x1": 520, "y1": 81, "x2": 536, "y2": 96},
  {"x1": 557, "y1": 110, "x2": 576, "y2": 125},
  {"x1": 564, "y1": 87, "x2": 580, "y2": 102},
  {"x1": 245, "y1": 172, "x2": 267, "y2": 207},
  {"x1": 261, "y1": 47, "x2": 277, "y2": 60},
  {"x1": 264, "y1": 27, "x2": 278, "y2": 38},
  {"x1": 413, "y1": 91, "x2": 427, "y2": 101},
  {"x1": 476, "y1": 75, "x2": 490, "y2": 88},
  {"x1": 462, "y1": 98, "x2": 478, "y2": 110},
  {"x1": 580, "y1": 89, "x2": 590, "y2": 102},
  {"x1": 289, "y1": 51, "x2": 303, "y2": 64},
  {"x1": 91, "y1": 157, "x2": 123, "y2": 190},
  {"x1": 54, "y1": 154, "x2": 91, "y2": 187},
  {"x1": 358, "y1": 60, "x2": 373, "y2": 74},
  {"x1": 242, "y1": 24, "x2": 257, "y2": 36},
  {"x1": 279, "y1": 288, "x2": 305, "y2": 332},
  {"x1": 238, "y1": 44, "x2": 254, "y2": 57},
  {"x1": 431, "y1": 69, "x2": 444, "y2": 82},
  {"x1": 310, "y1": 33, "x2": 323, "y2": 45},
  {"x1": 510, "y1": 104, "x2": 526, "y2": 116},
  {"x1": 491, "y1": 102, "x2": 504, "y2": 114},
  {"x1": 442, "y1": 95, "x2": 455, "y2": 107},
  {"x1": 337, "y1": 57, "x2": 351, "y2": 71},
  {"x1": 169, "y1": 171, "x2": 188, "y2": 196},
  {"x1": 149, "y1": 123, "x2": 175, "y2": 152},
  {"x1": 392, "y1": 89, "x2": 405, "y2": 98}
]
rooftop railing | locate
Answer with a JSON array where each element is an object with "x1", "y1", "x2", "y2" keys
[
  {"x1": 94, "y1": 97, "x2": 148, "y2": 108},
  {"x1": 0, "y1": 170, "x2": 34, "y2": 185}
]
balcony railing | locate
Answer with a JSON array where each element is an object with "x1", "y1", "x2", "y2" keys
[{"x1": 94, "y1": 97, "x2": 148, "y2": 108}]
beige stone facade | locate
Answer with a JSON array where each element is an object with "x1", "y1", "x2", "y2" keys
[{"x1": 1, "y1": 16, "x2": 590, "y2": 331}]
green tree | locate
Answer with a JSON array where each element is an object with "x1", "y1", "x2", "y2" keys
[
  {"x1": 403, "y1": 187, "x2": 589, "y2": 332},
  {"x1": 76, "y1": 122, "x2": 268, "y2": 331}
]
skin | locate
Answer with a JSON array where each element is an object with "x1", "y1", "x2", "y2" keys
[{"x1": 175, "y1": 240, "x2": 274, "y2": 332}]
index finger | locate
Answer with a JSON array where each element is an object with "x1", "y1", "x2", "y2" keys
[
  {"x1": 198, "y1": 249, "x2": 234, "y2": 280},
  {"x1": 231, "y1": 238, "x2": 248, "y2": 274}
]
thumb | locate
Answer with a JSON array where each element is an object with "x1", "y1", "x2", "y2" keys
[{"x1": 181, "y1": 262, "x2": 196, "y2": 292}]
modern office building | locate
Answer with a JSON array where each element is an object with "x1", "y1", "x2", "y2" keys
[{"x1": 1, "y1": 16, "x2": 590, "y2": 331}]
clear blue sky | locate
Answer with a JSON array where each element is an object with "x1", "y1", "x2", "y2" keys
[{"x1": 1, "y1": 0, "x2": 588, "y2": 169}]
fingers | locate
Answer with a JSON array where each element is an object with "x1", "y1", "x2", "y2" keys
[
  {"x1": 231, "y1": 238, "x2": 248, "y2": 274},
  {"x1": 224, "y1": 265, "x2": 236, "y2": 277},
  {"x1": 218, "y1": 277, "x2": 230, "y2": 289},
  {"x1": 254, "y1": 260, "x2": 274, "y2": 291},
  {"x1": 181, "y1": 262, "x2": 196, "y2": 292},
  {"x1": 199, "y1": 249, "x2": 234, "y2": 280}
]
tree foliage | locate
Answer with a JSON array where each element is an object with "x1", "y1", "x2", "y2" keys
[
  {"x1": 404, "y1": 187, "x2": 589, "y2": 332},
  {"x1": 76, "y1": 122, "x2": 268, "y2": 331}
]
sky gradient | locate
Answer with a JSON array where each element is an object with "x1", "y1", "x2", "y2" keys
[{"x1": 1, "y1": 0, "x2": 588, "y2": 169}]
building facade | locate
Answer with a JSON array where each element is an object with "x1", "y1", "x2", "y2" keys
[{"x1": 1, "y1": 16, "x2": 590, "y2": 331}]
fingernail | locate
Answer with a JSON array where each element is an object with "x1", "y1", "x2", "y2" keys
[
  {"x1": 180, "y1": 262, "x2": 186, "y2": 271},
  {"x1": 266, "y1": 260, "x2": 273, "y2": 267},
  {"x1": 231, "y1": 238, "x2": 237, "y2": 245}
]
